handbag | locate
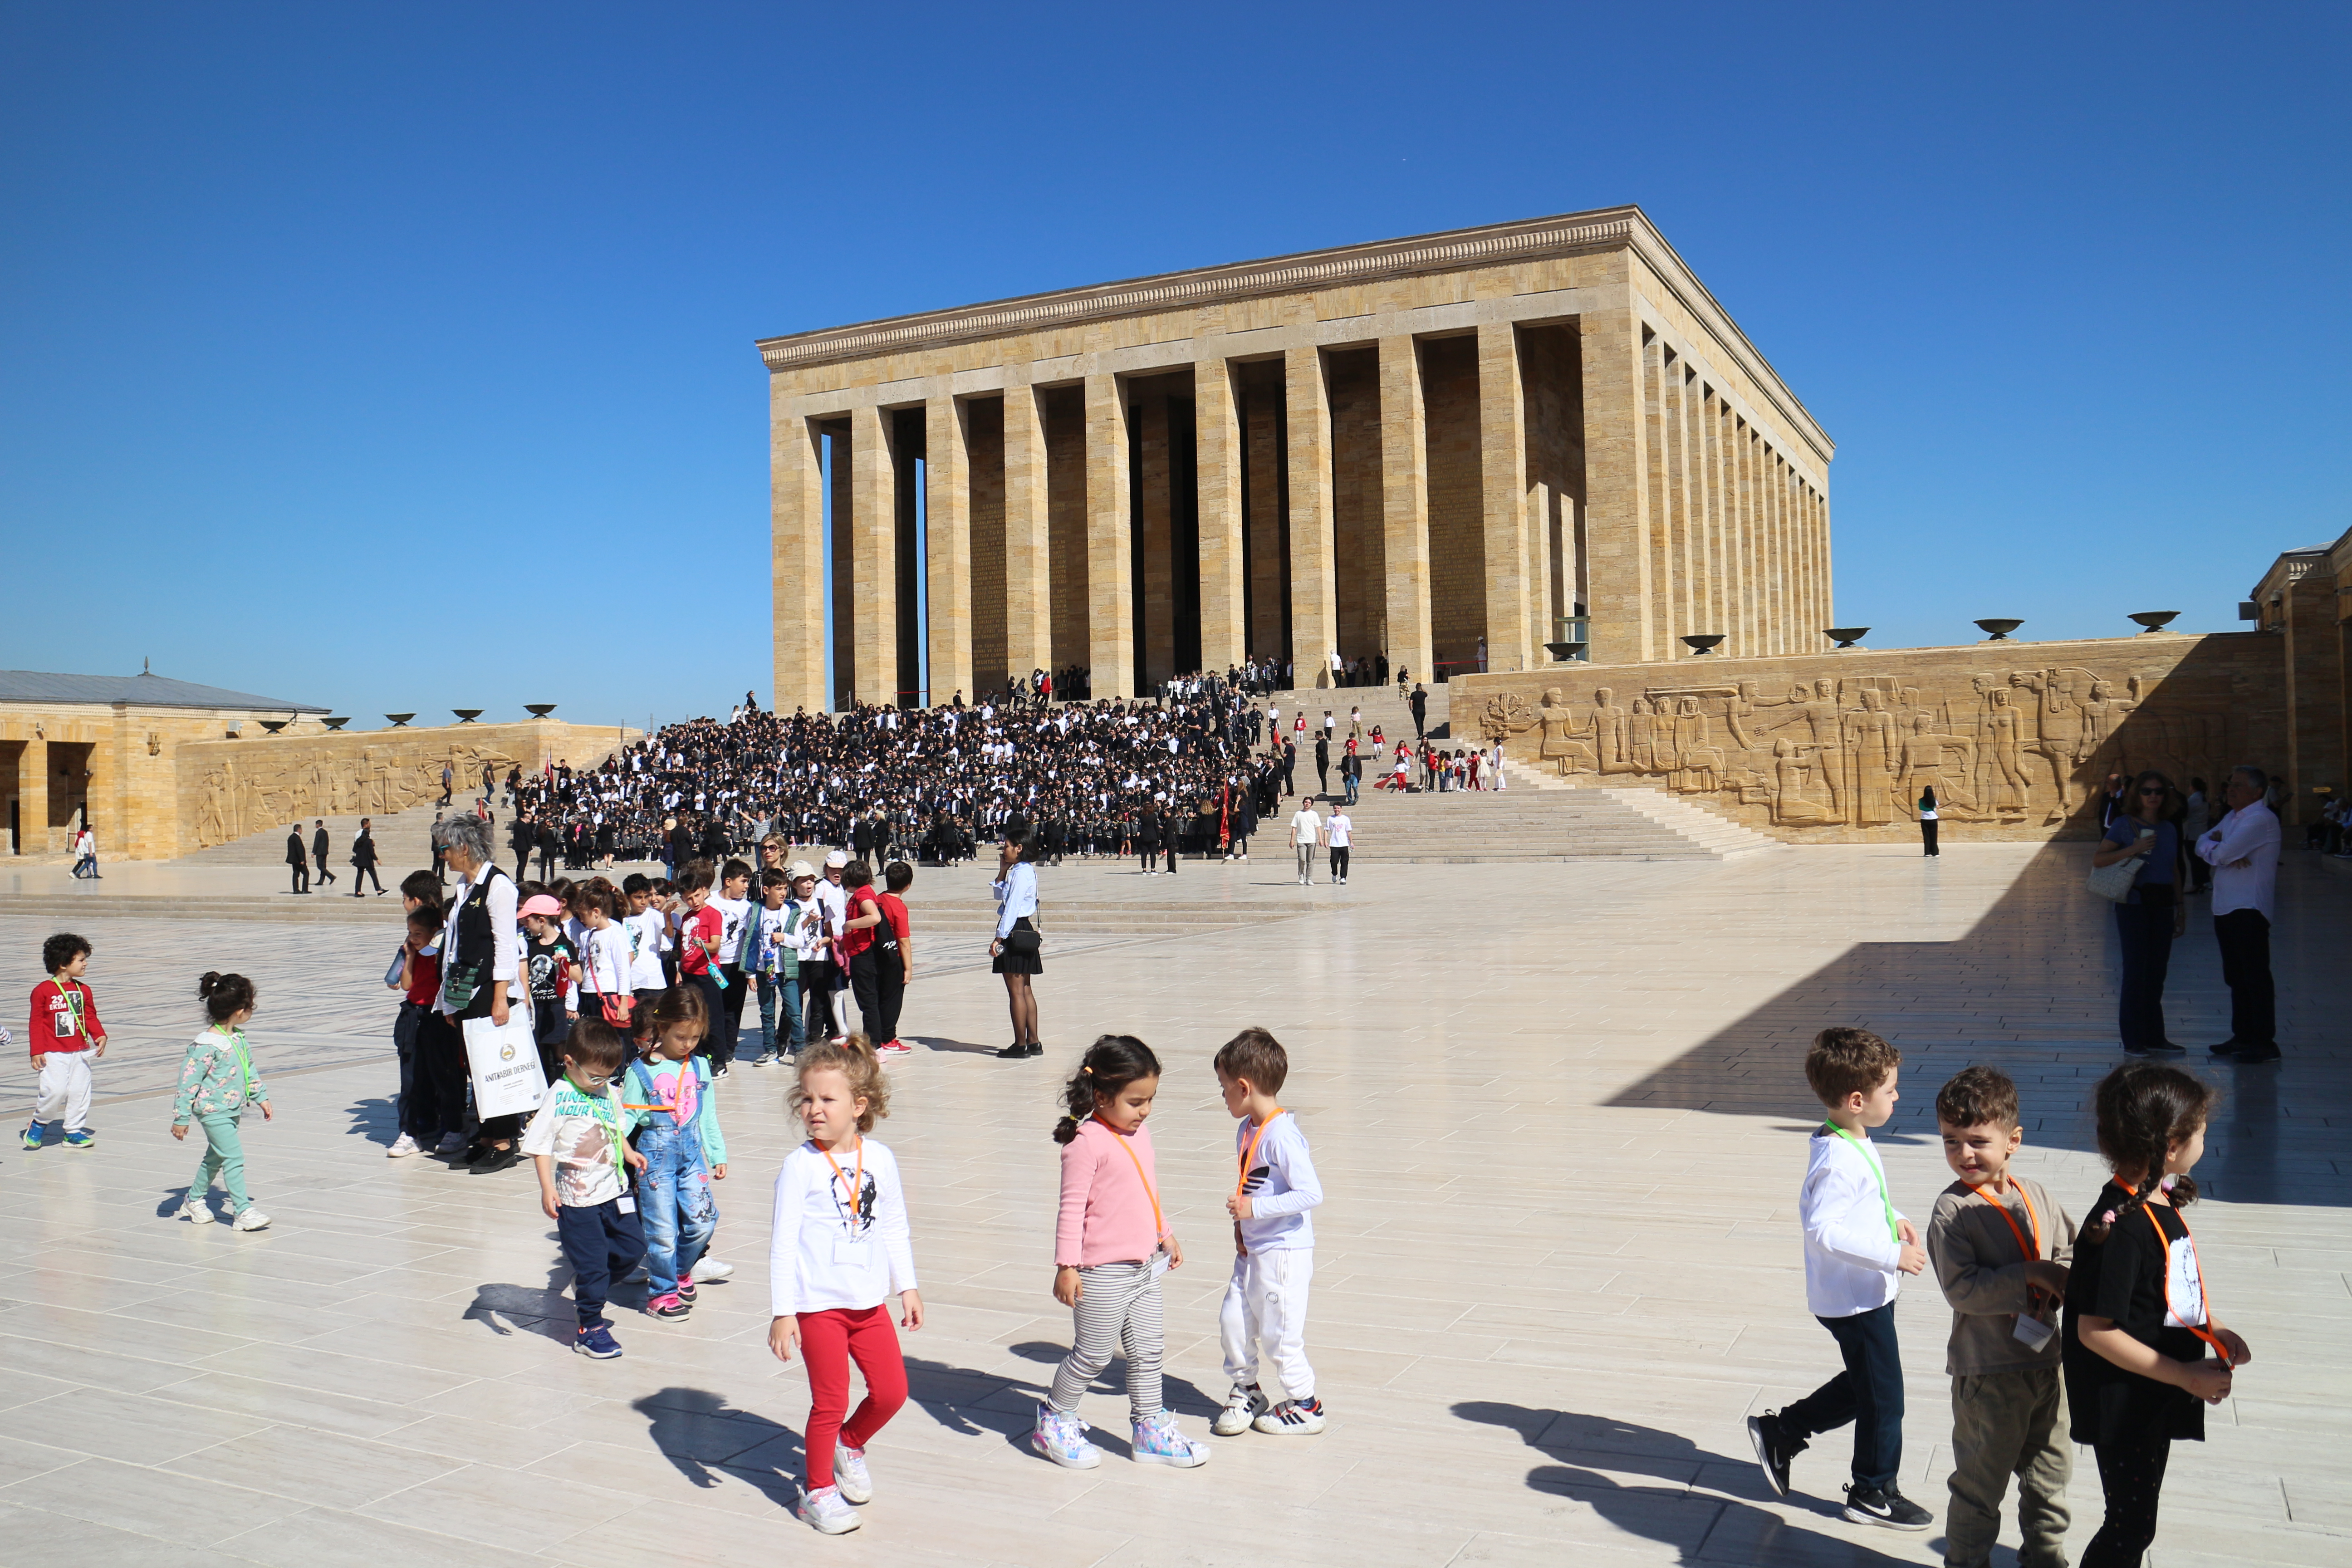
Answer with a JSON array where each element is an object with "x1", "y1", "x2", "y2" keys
[
  {"x1": 1003, "y1": 919, "x2": 1043, "y2": 956},
  {"x1": 2085, "y1": 838, "x2": 2146, "y2": 903}
]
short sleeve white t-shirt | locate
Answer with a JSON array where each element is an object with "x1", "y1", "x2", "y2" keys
[
  {"x1": 626, "y1": 911, "x2": 668, "y2": 990},
  {"x1": 520, "y1": 1082, "x2": 628, "y2": 1208},
  {"x1": 1290, "y1": 808, "x2": 1322, "y2": 843},
  {"x1": 1326, "y1": 813, "x2": 1353, "y2": 848},
  {"x1": 710, "y1": 895, "x2": 753, "y2": 968}
]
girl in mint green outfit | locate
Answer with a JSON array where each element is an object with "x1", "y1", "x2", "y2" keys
[{"x1": 174, "y1": 972, "x2": 274, "y2": 1231}]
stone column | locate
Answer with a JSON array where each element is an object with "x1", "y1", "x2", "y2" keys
[
  {"x1": 1194, "y1": 352, "x2": 1246, "y2": 674},
  {"x1": 1478, "y1": 322, "x2": 1531, "y2": 673},
  {"x1": 1084, "y1": 371, "x2": 1135, "y2": 697},
  {"x1": 1580, "y1": 306, "x2": 1652, "y2": 665},
  {"x1": 925, "y1": 393, "x2": 974, "y2": 708},
  {"x1": 849, "y1": 404, "x2": 900, "y2": 706},
  {"x1": 770, "y1": 406, "x2": 828, "y2": 714},
  {"x1": 1815, "y1": 484, "x2": 1833, "y2": 636},
  {"x1": 1002, "y1": 379, "x2": 1053, "y2": 686},
  {"x1": 1379, "y1": 335, "x2": 1433, "y2": 687},
  {"x1": 1285, "y1": 345, "x2": 1337, "y2": 690},
  {"x1": 20, "y1": 740, "x2": 49, "y2": 855}
]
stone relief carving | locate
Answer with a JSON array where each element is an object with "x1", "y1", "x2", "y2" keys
[
  {"x1": 190, "y1": 740, "x2": 524, "y2": 848},
  {"x1": 1509, "y1": 666, "x2": 2226, "y2": 832}
]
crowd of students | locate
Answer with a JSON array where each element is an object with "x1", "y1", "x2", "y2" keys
[{"x1": 503, "y1": 679, "x2": 1485, "y2": 877}]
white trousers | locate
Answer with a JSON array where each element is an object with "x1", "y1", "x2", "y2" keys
[
  {"x1": 34, "y1": 1052, "x2": 94, "y2": 1131},
  {"x1": 1220, "y1": 1247, "x2": 1315, "y2": 1401}
]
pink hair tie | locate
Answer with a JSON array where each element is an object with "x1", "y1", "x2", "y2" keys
[{"x1": 2099, "y1": 1210, "x2": 2118, "y2": 1227}]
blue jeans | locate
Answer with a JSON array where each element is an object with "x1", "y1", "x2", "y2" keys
[
  {"x1": 1779, "y1": 1302, "x2": 1904, "y2": 1490},
  {"x1": 635, "y1": 1118, "x2": 716, "y2": 1298},
  {"x1": 756, "y1": 970, "x2": 803, "y2": 1057}
]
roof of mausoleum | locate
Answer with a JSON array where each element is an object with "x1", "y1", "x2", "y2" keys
[
  {"x1": 0, "y1": 668, "x2": 329, "y2": 713},
  {"x1": 754, "y1": 206, "x2": 1803, "y2": 428}
]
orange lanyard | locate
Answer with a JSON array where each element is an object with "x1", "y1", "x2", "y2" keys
[
  {"x1": 1094, "y1": 1116, "x2": 1167, "y2": 1241},
  {"x1": 1235, "y1": 1109, "x2": 1285, "y2": 1204},
  {"x1": 2143, "y1": 1203, "x2": 2232, "y2": 1367},
  {"x1": 1969, "y1": 1177, "x2": 2042, "y2": 1263},
  {"x1": 820, "y1": 1136, "x2": 866, "y2": 1233}
]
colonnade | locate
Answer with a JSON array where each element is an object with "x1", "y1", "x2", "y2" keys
[{"x1": 772, "y1": 313, "x2": 1830, "y2": 712}]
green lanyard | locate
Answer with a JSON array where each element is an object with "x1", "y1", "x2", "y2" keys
[
  {"x1": 1823, "y1": 1122, "x2": 1900, "y2": 1242},
  {"x1": 210, "y1": 1024, "x2": 258, "y2": 1099},
  {"x1": 586, "y1": 1085, "x2": 629, "y2": 1177},
  {"x1": 62, "y1": 982, "x2": 87, "y2": 1038}
]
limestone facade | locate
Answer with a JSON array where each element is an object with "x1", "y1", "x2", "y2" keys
[
  {"x1": 2, "y1": 693, "x2": 632, "y2": 862},
  {"x1": 1453, "y1": 632, "x2": 2285, "y2": 843},
  {"x1": 760, "y1": 207, "x2": 1833, "y2": 710}
]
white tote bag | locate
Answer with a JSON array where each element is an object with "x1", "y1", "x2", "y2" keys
[{"x1": 462, "y1": 1014, "x2": 549, "y2": 1119}]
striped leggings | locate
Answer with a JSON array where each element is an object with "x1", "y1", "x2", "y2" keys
[{"x1": 1048, "y1": 1259, "x2": 1163, "y2": 1422}]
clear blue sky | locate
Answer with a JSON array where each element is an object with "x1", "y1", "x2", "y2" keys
[{"x1": 4, "y1": 4, "x2": 2346, "y2": 728}]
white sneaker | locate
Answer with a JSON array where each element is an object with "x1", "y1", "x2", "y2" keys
[
  {"x1": 1253, "y1": 1396, "x2": 1327, "y2": 1435},
  {"x1": 233, "y1": 1208, "x2": 273, "y2": 1233},
  {"x1": 833, "y1": 1442, "x2": 873, "y2": 1503},
  {"x1": 1211, "y1": 1382, "x2": 1268, "y2": 1436},
  {"x1": 182, "y1": 1197, "x2": 216, "y2": 1225},
  {"x1": 386, "y1": 1134, "x2": 421, "y2": 1158},
  {"x1": 1029, "y1": 1402, "x2": 1102, "y2": 1470},
  {"x1": 796, "y1": 1485, "x2": 861, "y2": 1534},
  {"x1": 690, "y1": 1258, "x2": 734, "y2": 1283},
  {"x1": 434, "y1": 1133, "x2": 466, "y2": 1156}
]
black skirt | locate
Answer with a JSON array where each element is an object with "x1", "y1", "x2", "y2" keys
[{"x1": 992, "y1": 916, "x2": 1042, "y2": 975}]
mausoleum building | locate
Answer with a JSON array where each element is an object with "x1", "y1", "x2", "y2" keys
[{"x1": 760, "y1": 206, "x2": 1833, "y2": 710}]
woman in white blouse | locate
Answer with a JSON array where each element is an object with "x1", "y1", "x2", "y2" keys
[{"x1": 990, "y1": 823, "x2": 1042, "y2": 1060}]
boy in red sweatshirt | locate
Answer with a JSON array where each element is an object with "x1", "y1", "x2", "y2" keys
[{"x1": 26, "y1": 932, "x2": 105, "y2": 1150}]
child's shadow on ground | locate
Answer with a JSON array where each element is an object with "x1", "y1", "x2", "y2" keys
[
  {"x1": 464, "y1": 1240, "x2": 645, "y2": 1343},
  {"x1": 634, "y1": 1387, "x2": 802, "y2": 1507},
  {"x1": 910, "y1": 1035, "x2": 1002, "y2": 1056},
  {"x1": 1454, "y1": 1402, "x2": 1915, "y2": 1567},
  {"x1": 343, "y1": 1095, "x2": 398, "y2": 1148}
]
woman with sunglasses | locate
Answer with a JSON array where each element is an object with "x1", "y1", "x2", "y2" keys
[{"x1": 2092, "y1": 771, "x2": 2190, "y2": 1056}]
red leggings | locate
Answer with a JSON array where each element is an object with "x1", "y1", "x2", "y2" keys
[{"x1": 799, "y1": 1304, "x2": 908, "y2": 1490}]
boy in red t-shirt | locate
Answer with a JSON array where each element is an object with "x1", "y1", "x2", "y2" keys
[
  {"x1": 26, "y1": 931, "x2": 106, "y2": 1151},
  {"x1": 675, "y1": 861, "x2": 729, "y2": 1075},
  {"x1": 870, "y1": 861, "x2": 916, "y2": 1056}
]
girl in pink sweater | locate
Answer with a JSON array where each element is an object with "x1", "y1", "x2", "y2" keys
[{"x1": 1032, "y1": 1034, "x2": 1210, "y2": 1470}]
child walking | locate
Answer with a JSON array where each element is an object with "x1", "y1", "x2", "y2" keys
[
  {"x1": 521, "y1": 1019, "x2": 649, "y2": 1359},
  {"x1": 1034, "y1": 1034, "x2": 1210, "y2": 1470},
  {"x1": 769, "y1": 1036, "x2": 921, "y2": 1535},
  {"x1": 625, "y1": 987, "x2": 727, "y2": 1321},
  {"x1": 1210, "y1": 1027, "x2": 1327, "y2": 1437},
  {"x1": 173, "y1": 972, "x2": 274, "y2": 1231},
  {"x1": 2062, "y1": 1063, "x2": 2249, "y2": 1567},
  {"x1": 24, "y1": 931, "x2": 106, "y2": 1151},
  {"x1": 1926, "y1": 1066, "x2": 2078, "y2": 1568},
  {"x1": 1748, "y1": 1027, "x2": 1934, "y2": 1529}
]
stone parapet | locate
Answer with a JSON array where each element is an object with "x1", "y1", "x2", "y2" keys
[{"x1": 1449, "y1": 632, "x2": 2282, "y2": 843}]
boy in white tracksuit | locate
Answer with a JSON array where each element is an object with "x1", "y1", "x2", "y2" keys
[{"x1": 1210, "y1": 1028, "x2": 1327, "y2": 1436}]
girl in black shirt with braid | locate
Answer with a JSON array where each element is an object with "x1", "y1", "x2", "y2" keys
[{"x1": 2062, "y1": 1064, "x2": 2253, "y2": 1567}]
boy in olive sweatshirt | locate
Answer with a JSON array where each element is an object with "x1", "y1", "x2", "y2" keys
[{"x1": 1927, "y1": 1066, "x2": 2078, "y2": 1568}]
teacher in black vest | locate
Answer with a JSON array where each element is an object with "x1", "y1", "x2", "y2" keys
[{"x1": 431, "y1": 815, "x2": 520, "y2": 1162}]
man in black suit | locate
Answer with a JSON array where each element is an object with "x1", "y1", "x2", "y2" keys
[
  {"x1": 509, "y1": 811, "x2": 536, "y2": 881},
  {"x1": 286, "y1": 827, "x2": 310, "y2": 893},
  {"x1": 312, "y1": 820, "x2": 336, "y2": 886},
  {"x1": 1159, "y1": 806, "x2": 1179, "y2": 875},
  {"x1": 350, "y1": 817, "x2": 382, "y2": 895},
  {"x1": 536, "y1": 818, "x2": 559, "y2": 881},
  {"x1": 1314, "y1": 733, "x2": 1331, "y2": 799},
  {"x1": 1410, "y1": 682, "x2": 1429, "y2": 741}
]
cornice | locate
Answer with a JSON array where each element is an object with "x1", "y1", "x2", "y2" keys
[{"x1": 756, "y1": 209, "x2": 1646, "y2": 373}]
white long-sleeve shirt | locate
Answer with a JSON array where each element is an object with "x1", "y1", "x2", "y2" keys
[
  {"x1": 2197, "y1": 800, "x2": 2281, "y2": 921},
  {"x1": 769, "y1": 1137, "x2": 918, "y2": 1316},
  {"x1": 1235, "y1": 1111, "x2": 1323, "y2": 1253},
  {"x1": 994, "y1": 860, "x2": 1038, "y2": 939},
  {"x1": 1799, "y1": 1128, "x2": 1906, "y2": 1317}
]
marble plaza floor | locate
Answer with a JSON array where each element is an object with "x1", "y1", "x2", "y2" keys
[{"x1": 0, "y1": 845, "x2": 2346, "y2": 1567}]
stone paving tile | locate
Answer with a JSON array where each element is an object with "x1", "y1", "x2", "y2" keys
[{"x1": 0, "y1": 845, "x2": 2344, "y2": 1564}]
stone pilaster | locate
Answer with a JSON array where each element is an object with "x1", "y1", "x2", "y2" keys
[
  {"x1": 1084, "y1": 371, "x2": 1135, "y2": 697},
  {"x1": 1194, "y1": 352, "x2": 1246, "y2": 674},
  {"x1": 20, "y1": 740, "x2": 49, "y2": 854},
  {"x1": 1580, "y1": 305, "x2": 1651, "y2": 666},
  {"x1": 1002, "y1": 380, "x2": 1053, "y2": 686},
  {"x1": 770, "y1": 406, "x2": 828, "y2": 714},
  {"x1": 925, "y1": 392, "x2": 974, "y2": 707},
  {"x1": 1285, "y1": 345, "x2": 1337, "y2": 688},
  {"x1": 1478, "y1": 322, "x2": 1531, "y2": 673},
  {"x1": 1379, "y1": 334, "x2": 1433, "y2": 687},
  {"x1": 849, "y1": 404, "x2": 899, "y2": 706}
]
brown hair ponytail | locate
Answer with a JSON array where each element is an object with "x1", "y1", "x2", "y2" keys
[
  {"x1": 1052, "y1": 1034, "x2": 1161, "y2": 1144},
  {"x1": 2082, "y1": 1062, "x2": 2217, "y2": 1242}
]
